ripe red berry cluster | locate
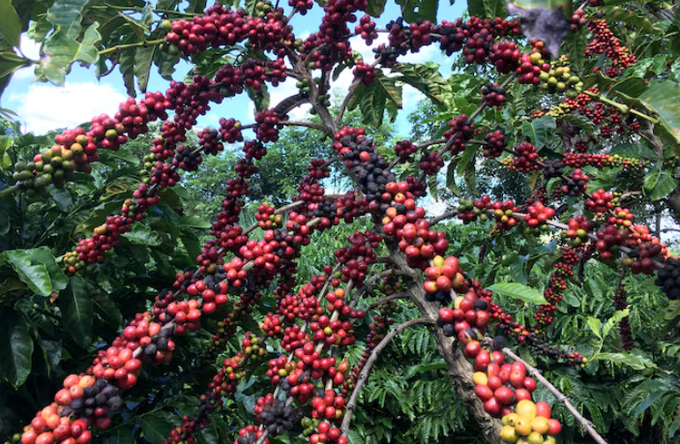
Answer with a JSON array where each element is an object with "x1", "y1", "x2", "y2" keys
[
  {"x1": 419, "y1": 150, "x2": 445, "y2": 175},
  {"x1": 612, "y1": 282, "x2": 634, "y2": 350},
  {"x1": 352, "y1": 60, "x2": 377, "y2": 84},
  {"x1": 355, "y1": 14, "x2": 377, "y2": 44},
  {"x1": 443, "y1": 114, "x2": 474, "y2": 155},
  {"x1": 564, "y1": 216, "x2": 594, "y2": 247},
  {"x1": 423, "y1": 255, "x2": 465, "y2": 303},
  {"x1": 512, "y1": 142, "x2": 540, "y2": 172},
  {"x1": 558, "y1": 168, "x2": 589, "y2": 196},
  {"x1": 394, "y1": 140, "x2": 417, "y2": 159},
  {"x1": 481, "y1": 130, "x2": 506, "y2": 158},
  {"x1": 488, "y1": 41, "x2": 521, "y2": 74},
  {"x1": 585, "y1": 189, "x2": 614, "y2": 213},
  {"x1": 481, "y1": 83, "x2": 507, "y2": 107},
  {"x1": 586, "y1": 20, "x2": 637, "y2": 73}
]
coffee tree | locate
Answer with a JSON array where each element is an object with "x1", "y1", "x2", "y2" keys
[{"x1": 1, "y1": 0, "x2": 680, "y2": 443}]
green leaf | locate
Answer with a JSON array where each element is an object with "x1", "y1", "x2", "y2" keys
[
  {"x1": 123, "y1": 224, "x2": 162, "y2": 246},
  {"x1": 134, "y1": 45, "x2": 156, "y2": 93},
  {"x1": 46, "y1": 0, "x2": 88, "y2": 38},
  {"x1": 643, "y1": 170, "x2": 678, "y2": 201},
  {"x1": 395, "y1": 0, "x2": 438, "y2": 22},
  {"x1": 106, "y1": 426, "x2": 136, "y2": 444},
  {"x1": 587, "y1": 316, "x2": 603, "y2": 339},
  {"x1": 349, "y1": 70, "x2": 402, "y2": 127},
  {"x1": 92, "y1": 292, "x2": 123, "y2": 327},
  {"x1": 487, "y1": 283, "x2": 548, "y2": 304},
  {"x1": 118, "y1": 48, "x2": 136, "y2": 97},
  {"x1": 140, "y1": 415, "x2": 173, "y2": 444},
  {"x1": 179, "y1": 215, "x2": 212, "y2": 230},
  {"x1": 365, "y1": 0, "x2": 387, "y2": 16},
  {"x1": 0, "y1": 250, "x2": 52, "y2": 296},
  {"x1": 609, "y1": 142, "x2": 657, "y2": 159},
  {"x1": 38, "y1": 22, "x2": 102, "y2": 84},
  {"x1": 607, "y1": 77, "x2": 648, "y2": 100},
  {"x1": 483, "y1": 0, "x2": 506, "y2": 18},
  {"x1": 0, "y1": 313, "x2": 34, "y2": 387},
  {"x1": 602, "y1": 309, "x2": 630, "y2": 339},
  {"x1": 391, "y1": 62, "x2": 453, "y2": 107},
  {"x1": 30, "y1": 247, "x2": 69, "y2": 291},
  {"x1": 0, "y1": 0, "x2": 21, "y2": 48},
  {"x1": 51, "y1": 187, "x2": 73, "y2": 212},
  {"x1": 0, "y1": 52, "x2": 33, "y2": 81},
  {"x1": 560, "y1": 113, "x2": 595, "y2": 135},
  {"x1": 601, "y1": 5, "x2": 662, "y2": 34},
  {"x1": 639, "y1": 81, "x2": 680, "y2": 145},
  {"x1": 665, "y1": 300, "x2": 680, "y2": 321},
  {"x1": 60, "y1": 275, "x2": 93, "y2": 348},
  {"x1": 38, "y1": 339, "x2": 62, "y2": 376},
  {"x1": 521, "y1": 115, "x2": 556, "y2": 150},
  {"x1": 559, "y1": 27, "x2": 587, "y2": 73}
]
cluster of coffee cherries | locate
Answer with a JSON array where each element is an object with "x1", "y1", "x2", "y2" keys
[
  {"x1": 534, "y1": 249, "x2": 579, "y2": 326},
  {"x1": 394, "y1": 140, "x2": 418, "y2": 159},
  {"x1": 437, "y1": 288, "x2": 492, "y2": 338},
  {"x1": 256, "y1": 202, "x2": 283, "y2": 229},
  {"x1": 512, "y1": 142, "x2": 540, "y2": 172},
  {"x1": 20, "y1": 405, "x2": 91, "y2": 444},
  {"x1": 559, "y1": 171, "x2": 589, "y2": 199},
  {"x1": 471, "y1": 356, "x2": 539, "y2": 418},
  {"x1": 585, "y1": 189, "x2": 614, "y2": 213},
  {"x1": 424, "y1": 255, "x2": 465, "y2": 303},
  {"x1": 482, "y1": 130, "x2": 506, "y2": 158},
  {"x1": 523, "y1": 202, "x2": 555, "y2": 235},
  {"x1": 613, "y1": 281, "x2": 634, "y2": 350},
  {"x1": 499, "y1": 400, "x2": 562, "y2": 444},
  {"x1": 586, "y1": 20, "x2": 637, "y2": 73},
  {"x1": 382, "y1": 188, "x2": 449, "y2": 269},
  {"x1": 481, "y1": 82, "x2": 507, "y2": 107},
  {"x1": 258, "y1": 400, "x2": 302, "y2": 435},
  {"x1": 563, "y1": 216, "x2": 595, "y2": 248},
  {"x1": 538, "y1": 57, "x2": 583, "y2": 97},
  {"x1": 624, "y1": 243, "x2": 665, "y2": 275}
]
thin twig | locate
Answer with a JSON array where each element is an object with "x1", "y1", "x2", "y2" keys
[{"x1": 340, "y1": 317, "x2": 435, "y2": 436}]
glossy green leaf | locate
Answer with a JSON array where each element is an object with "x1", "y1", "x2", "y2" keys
[
  {"x1": 92, "y1": 292, "x2": 123, "y2": 327},
  {"x1": 51, "y1": 187, "x2": 73, "y2": 212},
  {"x1": 140, "y1": 416, "x2": 173, "y2": 444},
  {"x1": 46, "y1": 0, "x2": 88, "y2": 38},
  {"x1": 610, "y1": 142, "x2": 657, "y2": 159},
  {"x1": 0, "y1": 52, "x2": 33, "y2": 80},
  {"x1": 123, "y1": 224, "x2": 162, "y2": 246},
  {"x1": 179, "y1": 215, "x2": 212, "y2": 230},
  {"x1": 365, "y1": 0, "x2": 387, "y2": 16},
  {"x1": 601, "y1": 5, "x2": 663, "y2": 34},
  {"x1": 30, "y1": 247, "x2": 69, "y2": 291},
  {"x1": 391, "y1": 62, "x2": 452, "y2": 108},
  {"x1": 60, "y1": 275, "x2": 93, "y2": 348},
  {"x1": 0, "y1": 313, "x2": 34, "y2": 387},
  {"x1": 118, "y1": 47, "x2": 136, "y2": 97},
  {"x1": 559, "y1": 27, "x2": 587, "y2": 73},
  {"x1": 134, "y1": 45, "x2": 156, "y2": 93},
  {"x1": 602, "y1": 309, "x2": 630, "y2": 338},
  {"x1": 38, "y1": 22, "x2": 101, "y2": 84},
  {"x1": 521, "y1": 115, "x2": 556, "y2": 150},
  {"x1": 640, "y1": 81, "x2": 680, "y2": 145},
  {"x1": 590, "y1": 352, "x2": 657, "y2": 370},
  {"x1": 349, "y1": 70, "x2": 402, "y2": 127},
  {"x1": 38, "y1": 339, "x2": 62, "y2": 376},
  {"x1": 0, "y1": 250, "x2": 52, "y2": 296},
  {"x1": 106, "y1": 426, "x2": 136, "y2": 444},
  {"x1": 643, "y1": 170, "x2": 678, "y2": 201},
  {"x1": 483, "y1": 0, "x2": 506, "y2": 18},
  {"x1": 587, "y1": 316, "x2": 603, "y2": 339},
  {"x1": 487, "y1": 283, "x2": 548, "y2": 304},
  {"x1": 395, "y1": 0, "x2": 437, "y2": 22},
  {"x1": 560, "y1": 113, "x2": 595, "y2": 135},
  {"x1": 0, "y1": 0, "x2": 21, "y2": 48},
  {"x1": 608, "y1": 77, "x2": 648, "y2": 100}
]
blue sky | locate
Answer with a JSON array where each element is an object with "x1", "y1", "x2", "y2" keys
[{"x1": 3, "y1": 0, "x2": 465, "y2": 136}]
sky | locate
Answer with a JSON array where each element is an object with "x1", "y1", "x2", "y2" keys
[{"x1": 2, "y1": 1, "x2": 465, "y2": 137}]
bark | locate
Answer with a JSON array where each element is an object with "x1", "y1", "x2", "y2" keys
[{"x1": 386, "y1": 242, "x2": 504, "y2": 444}]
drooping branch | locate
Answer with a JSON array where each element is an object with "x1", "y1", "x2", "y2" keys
[
  {"x1": 502, "y1": 348, "x2": 609, "y2": 444},
  {"x1": 340, "y1": 316, "x2": 435, "y2": 436}
]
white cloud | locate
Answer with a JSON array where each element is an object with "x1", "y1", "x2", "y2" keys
[{"x1": 9, "y1": 82, "x2": 127, "y2": 134}]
